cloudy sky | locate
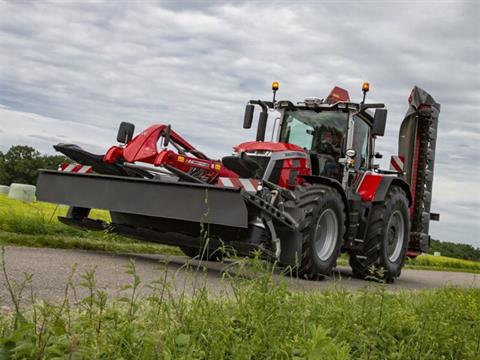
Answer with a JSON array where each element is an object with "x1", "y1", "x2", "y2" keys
[{"x1": 0, "y1": 0, "x2": 478, "y2": 246}]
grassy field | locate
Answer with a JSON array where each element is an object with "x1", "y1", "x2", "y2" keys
[
  {"x1": 0, "y1": 256, "x2": 479, "y2": 359},
  {"x1": 406, "y1": 254, "x2": 480, "y2": 273},
  {"x1": 0, "y1": 194, "x2": 181, "y2": 255}
]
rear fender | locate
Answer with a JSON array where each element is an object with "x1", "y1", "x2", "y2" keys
[
  {"x1": 300, "y1": 175, "x2": 349, "y2": 213},
  {"x1": 373, "y1": 176, "x2": 412, "y2": 207},
  {"x1": 355, "y1": 173, "x2": 412, "y2": 207}
]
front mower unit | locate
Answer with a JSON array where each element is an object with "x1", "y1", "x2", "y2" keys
[{"x1": 36, "y1": 168, "x2": 303, "y2": 265}]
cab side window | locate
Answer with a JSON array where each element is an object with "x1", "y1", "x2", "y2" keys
[{"x1": 353, "y1": 116, "x2": 370, "y2": 168}]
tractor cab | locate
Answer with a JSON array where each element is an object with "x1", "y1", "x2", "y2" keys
[{"x1": 240, "y1": 82, "x2": 387, "y2": 189}]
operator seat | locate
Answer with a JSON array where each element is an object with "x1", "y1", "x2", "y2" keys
[{"x1": 309, "y1": 153, "x2": 341, "y2": 180}]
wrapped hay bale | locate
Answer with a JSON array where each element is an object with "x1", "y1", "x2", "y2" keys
[
  {"x1": 8, "y1": 183, "x2": 36, "y2": 202},
  {"x1": 0, "y1": 185, "x2": 9, "y2": 195}
]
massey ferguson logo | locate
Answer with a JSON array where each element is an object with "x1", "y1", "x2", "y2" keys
[{"x1": 284, "y1": 152, "x2": 307, "y2": 158}]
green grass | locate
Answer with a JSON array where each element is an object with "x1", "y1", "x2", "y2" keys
[
  {"x1": 0, "y1": 256, "x2": 479, "y2": 359},
  {"x1": 0, "y1": 194, "x2": 181, "y2": 255},
  {"x1": 406, "y1": 254, "x2": 480, "y2": 274},
  {"x1": 339, "y1": 253, "x2": 480, "y2": 274}
]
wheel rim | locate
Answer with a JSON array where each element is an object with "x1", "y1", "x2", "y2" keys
[
  {"x1": 314, "y1": 208, "x2": 339, "y2": 261},
  {"x1": 386, "y1": 210, "x2": 405, "y2": 262}
]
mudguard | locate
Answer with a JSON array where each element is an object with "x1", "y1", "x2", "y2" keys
[
  {"x1": 373, "y1": 176, "x2": 412, "y2": 206},
  {"x1": 300, "y1": 175, "x2": 349, "y2": 213}
]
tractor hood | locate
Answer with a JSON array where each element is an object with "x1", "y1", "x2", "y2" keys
[{"x1": 234, "y1": 141, "x2": 305, "y2": 153}]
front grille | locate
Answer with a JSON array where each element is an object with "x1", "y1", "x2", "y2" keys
[{"x1": 244, "y1": 153, "x2": 271, "y2": 179}]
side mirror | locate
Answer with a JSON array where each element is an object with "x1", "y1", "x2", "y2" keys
[
  {"x1": 372, "y1": 109, "x2": 387, "y2": 137},
  {"x1": 117, "y1": 122, "x2": 135, "y2": 144},
  {"x1": 243, "y1": 104, "x2": 254, "y2": 129},
  {"x1": 256, "y1": 111, "x2": 268, "y2": 141}
]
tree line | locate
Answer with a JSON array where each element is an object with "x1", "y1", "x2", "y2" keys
[
  {"x1": 0, "y1": 145, "x2": 66, "y2": 185},
  {"x1": 429, "y1": 239, "x2": 480, "y2": 262}
]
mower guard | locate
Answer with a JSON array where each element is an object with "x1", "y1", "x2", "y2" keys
[{"x1": 36, "y1": 170, "x2": 249, "y2": 229}]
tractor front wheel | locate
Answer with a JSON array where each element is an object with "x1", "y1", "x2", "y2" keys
[
  {"x1": 289, "y1": 183, "x2": 346, "y2": 279},
  {"x1": 349, "y1": 185, "x2": 410, "y2": 282}
]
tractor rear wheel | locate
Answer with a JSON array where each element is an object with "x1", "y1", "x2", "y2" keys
[
  {"x1": 289, "y1": 183, "x2": 346, "y2": 279},
  {"x1": 349, "y1": 185, "x2": 410, "y2": 282}
]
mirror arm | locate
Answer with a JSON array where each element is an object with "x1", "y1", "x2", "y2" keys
[
  {"x1": 360, "y1": 103, "x2": 385, "y2": 111},
  {"x1": 249, "y1": 100, "x2": 274, "y2": 109}
]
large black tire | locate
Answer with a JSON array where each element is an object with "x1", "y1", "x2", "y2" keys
[
  {"x1": 289, "y1": 183, "x2": 346, "y2": 279},
  {"x1": 349, "y1": 185, "x2": 410, "y2": 283}
]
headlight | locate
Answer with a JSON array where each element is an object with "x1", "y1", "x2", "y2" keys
[{"x1": 346, "y1": 149, "x2": 357, "y2": 158}]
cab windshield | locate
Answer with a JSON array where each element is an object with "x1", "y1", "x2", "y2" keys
[{"x1": 279, "y1": 110, "x2": 348, "y2": 157}]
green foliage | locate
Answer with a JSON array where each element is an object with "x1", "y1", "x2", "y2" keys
[
  {"x1": 0, "y1": 194, "x2": 181, "y2": 255},
  {"x1": 429, "y1": 239, "x2": 480, "y2": 262},
  {"x1": 0, "y1": 145, "x2": 66, "y2": 185},
  {"x1": 407, "y1": 254, "x2": 480, "y2": 273},
  {"x1": 0, "y1": 253, "x2": 479, "y2": 359}
]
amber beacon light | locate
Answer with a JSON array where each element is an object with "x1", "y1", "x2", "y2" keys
[
  {"x1": 272, "y1": 81, "x2": 280, "y2": 102},
  {"x1": 362, "y1": 82, "x2": 370, "y2": 103}
]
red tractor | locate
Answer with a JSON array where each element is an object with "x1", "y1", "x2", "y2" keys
[{"x1": 36, "y1": 82, "x2": 440, "y2": 282}]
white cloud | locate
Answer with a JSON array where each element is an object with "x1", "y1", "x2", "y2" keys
[
  {"x1": 0, "y1": 0, "x2": 478, "y2": 246},
  {"x1": 0, "y1": 106, "x2": 111, "y2": 154}
]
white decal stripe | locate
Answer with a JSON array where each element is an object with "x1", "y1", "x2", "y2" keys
[
  {"x1": 390, "y1": 156, "x2": 404, "y2": 171},
  {"x1": 395, "y1": 157, "x2": 404, "y2": 170},
  {"x1": 240, "y1": 179, "x2": 256, "y2": 192},
  {"x1": 77, "y1": 166, "x2": 92, "y2": 174},
  {"x1": 395, "y1": 156, "x2": 404, "y2": 167},
  {"x1": 64, "y1": 164, "x2": 77, "y2": 172},
  {"x1": 59, "y1": 163, "x2": 92, "y2": 173},
  {"x1": 219, "y1": 177, "x2": 234, "y2": 187}
]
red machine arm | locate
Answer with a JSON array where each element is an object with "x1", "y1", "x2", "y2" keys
[{"x1": 103, "y1": 124, "x2": 236, "y2": 183}]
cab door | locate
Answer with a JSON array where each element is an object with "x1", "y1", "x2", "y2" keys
[{"x1": 352, "y1": 116, "x2": 371, "y2": 170}]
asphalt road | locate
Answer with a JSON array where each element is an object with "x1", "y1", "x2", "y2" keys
[{"x1": 0, "y1": 246, "x2": 478, "y2": 307}]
